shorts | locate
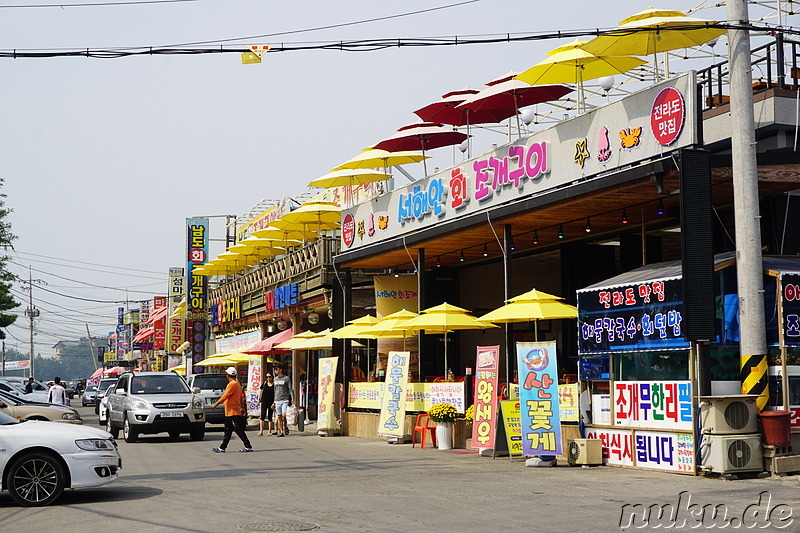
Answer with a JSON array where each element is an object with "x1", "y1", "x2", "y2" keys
[
  {"x1": 260, "y1": 403, "x2": 274, "y2": 421},
  {"x1": 274, "y1": 400, "x2": 290, "y2": 415}
]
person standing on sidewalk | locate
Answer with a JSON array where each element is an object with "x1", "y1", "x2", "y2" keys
[
  {"x1": 210, "y1": 367, "x2": 253, "y2": 453},
  {"x1": 258, "y1": 374, "x2": 275, "y2": 436},
  {"x1": 47, "y1": 377, "x2": 68, "y2": 405},
  {"x1": 272, "y1": 365, "x2": 293, "y2": 437}
]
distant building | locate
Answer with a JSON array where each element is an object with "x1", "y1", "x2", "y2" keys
[{"x1": 52, "y1": 337, "x2": 107, "y2": 360}]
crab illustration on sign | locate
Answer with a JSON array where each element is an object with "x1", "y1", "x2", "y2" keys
[
  {"x1": 377, "y1": 216, "x2": 389, "y2": 230},
  {"x1": 619, "y1": 126, "x2": 643, "y2": 149},
  {"x1": 574, "y1": 138, "x2": 590, "y2": 168}
]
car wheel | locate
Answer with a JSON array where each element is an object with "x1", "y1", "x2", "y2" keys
[
  {"x1": 106, "y1": 416, "x2": 119, "y2": 439},
  {"x1": 123, "y1": 416, "x2": 138, "y2": 443},
  {"x1": 189, "y1": 428, "x2": 205, "y2": 441},
  {"x1": 6, "y1": 452, "x2": 66, "y2": 507}
]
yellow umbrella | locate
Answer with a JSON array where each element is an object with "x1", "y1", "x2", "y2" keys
[
  {"x1": 516, "y1": 48, "x2": 646, "y2": 86},
  {"x1": 358, "y1": 309, "x2": 419, "y2": 339},
  {"x1": 581, "y1": 8, "x2": 726, "y2": 79},
  {"x1": 250, "y1": 225, "x2": 311, "y2": 244},
  {"x1": 478, "y1": 289, "x2": 578, "y2": 323},
  {"x1": 331, "y1": 148, "x2": 429, "y2": 172},
  {"x1": 279, "y1": 202, "x2": 341, "y2": 233},
  {"x1": 308, "y1": 169, "x2": 392, "y2": 189},
  {"x1": 330, "y1": 315, "x2": 382, "y2": 339},
  {"x1": 226, "y1": 352, "x2": 280, "y2": 364},
  {"x1": 293, "y1": 329, "x2": 334, "y2": 350},
  {"x1": 196, "y1": 356, "x2": 237, "y2": 367},
  {"x1": 399, "y1": 303, "x2": 496, "y2": 375},
  {"x1": 275, "y1": 330, "x2": 322, "y2": 350},
  {"x1": 262, "y1": 220, "x2": 319, "y2": 243}
]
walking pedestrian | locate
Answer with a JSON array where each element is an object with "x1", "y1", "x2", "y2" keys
[
  {"x1": 47, "y1": 377, "x2": 68, "y2": 406},
  {"x1": 210, "y1": 367, "x2": 253, "y2": 453},
  {"x1": 258, "y1": 373, "x2": 275, "y2": 436},
  {"x1": 272, "y1": 365, "x2": 293, "y2": 437}
]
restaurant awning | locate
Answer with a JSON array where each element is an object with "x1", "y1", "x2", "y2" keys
[
  {"x1": 133, "y1": 327, "x2": 154, "y2": 343},
  {"x1": 144, "y1": 306, "x2": 168, "y2": 325}
]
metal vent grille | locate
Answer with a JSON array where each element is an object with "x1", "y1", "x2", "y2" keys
[
  {"x1": 723, "y1": 401, "x2": 751, "y2": 430},
  {"x1": 568, "y1": 441, "x2": 581, "y2": 462},
  {"x1": 727, "y1": 438, "x2": 753, "y2": 468}
]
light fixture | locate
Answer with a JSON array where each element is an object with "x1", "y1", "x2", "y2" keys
[
  {"x1": 307, "y1": 312, "x2": 320, "y2": 324},
  {"x1": 585, "y1": 218, "x2": 592, "y2": 233},
  {"x1": 509, "y1": 235, "x2": 516, "y2": 251},
  {"x1": 622, "y1": 209, "x2": 629, "y2": 224},
  {"x1": 482, "y1": 243, "x2": 488, "y2": 257},
  {"x1": 657, "y1": 199, "x2": 665, "y2": 215},
  {"x1": 436, "y1": 256, "x2": 442, "y2": 268},
  {"x1": 558, "y1": 225, "x2": 564, "y2": 239},
  {"x1": 459, "y1": 250, "x2": 465, "y2": 262},
  {"x1": 393, "y1": 267, "x2": 399, "y2": 278},
  {"x1": 533, "y1": 231, "x2": 539, "y2": 245}
]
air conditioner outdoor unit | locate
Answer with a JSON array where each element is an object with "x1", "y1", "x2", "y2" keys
[
  {"x1": 698, "y1": 395, "x2": 758, "y2": 435},
  {"x1": 567, "y1": 438, "x2": 603, "y2": 465},
  {"x1": 702, "y1": 434, "x2": 763, "y2": 474}
]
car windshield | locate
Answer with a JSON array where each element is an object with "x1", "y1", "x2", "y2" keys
[
  {"x1": 86, "y1": 385, "x2": 97, "y2": 392},
  {"x1": 0, "y1": 391, "x2": 25, "y2": 405},
  {"x1": 130, "y1": 375, "x2": 190, "y2": 394},
  {"x1": 29, "y1": 381, "x2": 47, "y2": 391},
  {"x1": 98, "y1": 380, "x2": 117, "y2": 391},
  {"x1": 0, "y1": 411, "x2": 19, "y2": 425},
  {"x1": 193, "y1": 375, "x2": 228, "y2": 390}
]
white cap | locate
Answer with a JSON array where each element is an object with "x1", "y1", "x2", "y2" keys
[{"x1": 225, "y1": 367, "x2": 237, "y2": 376}]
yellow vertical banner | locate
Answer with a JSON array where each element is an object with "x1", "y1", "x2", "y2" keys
[
  {"x1": 317, "y1": 357, "x2": 339, "y2": 431},
  {"x1": 374, "y1": 276, "x2": 418, "y2": 318},
  {"x1": 377, "y1": 351, "x2": 411, "y2": 437}
]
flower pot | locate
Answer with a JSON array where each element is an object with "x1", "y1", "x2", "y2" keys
[{"x1": 436, "y1": 422, "x2": 453, "y2": 450}]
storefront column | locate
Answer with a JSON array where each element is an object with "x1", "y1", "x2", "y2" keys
[
  {"x1": 418, "y1": 248, "x2": 425, "y2": 383},
  {"x1": 503, "y1": 224, "x2": 514, "y2": 387},
  {"x1": 333, "y1": 267, "x2": 351, "y2": 391}
]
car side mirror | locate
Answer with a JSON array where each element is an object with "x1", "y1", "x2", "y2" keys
[
  {"x1": 115, "y1": 388, "x2": 126, "y2": 395},
  {"x1": 193, "y1": 387, "x2": 201, "y2": 394}
]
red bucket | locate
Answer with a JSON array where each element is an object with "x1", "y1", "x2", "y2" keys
[{"x1": 758, "y1": 410, "x2": 792, "y2": 447}]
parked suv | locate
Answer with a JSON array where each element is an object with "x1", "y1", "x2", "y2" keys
[
  {"x1": 94, "y1": 378, "x2": 119, "y2": 414},
  {"x1": 185, "y1": 373, "x2": 228, "y2": 424},
  {"x1": 105, "y1": 371, "x2": 205, "y2": 443}
]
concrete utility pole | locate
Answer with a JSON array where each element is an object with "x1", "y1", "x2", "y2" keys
[
  {"x1": 20, "y1": 267, "x2": 43, "y2": 378},
  {"x1": 727, "y1": 2, "x2": 767, "y2": 356}
]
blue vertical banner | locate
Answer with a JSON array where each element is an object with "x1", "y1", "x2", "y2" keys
[
  {"x1": 186, "y1": 218, "x2": 209, "y2": 372},
  {"x1": 517, "y1": 341, "x2": 562, "y2": 456}
]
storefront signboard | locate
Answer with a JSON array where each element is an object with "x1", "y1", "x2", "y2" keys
[
  {"x1": 318, "y1": 356, "x2": 340, "y2": 431},
  {"x1": 558, "y1": 383, "x2": 579, "y2": 423},
  {"x1": 187, "y1": 218, "x2": 208, "y2": 372},
  {"x1": 377, "y1": 351, "x2": 411, "y2": 437},
  {"x1": 517, "y1": 341, "x2": 562, "y2": 456},
  {"x1": 246, "y1": 357, "x2": 262, "y2": 417},
  {"x1": 153, "y1": 296, "x2": 167, "y2": 351},
  {"x1": 781, "y1": 273, "x2": 800, "y2": 345},
  {"x1": 166, "y1": 267, "x2": 185, "y2": 354},
  {"x1": 215, "y1": 331, "x2": 262, "y2": 353},
  {"x1": 577, "y1": 276, "x2": 689, "y2": 354},
  {"x1": 0, "y1": 360, "x2": 30, "y2": 371},
  {"x1": 341, "y1": 73, "x2": 697, "y2": 252},
  {"x1": 585, "y1": 427, "x2": 695, "y2": 473},
  {"x1": 614, "y1": 380, "x2": 692, "y2": 430},
  {"x1": 471, "y1": 345, "x2": 500, "y2": 448},
  {"x1": 348, "y1": 382, "x2": 465, "y2": 413},
  {"x1": 374, "y1": 275, "x2": 418, "y2": 318},
  {"x1": 499, "y1": 400, "x2": 523, "y2": 456}
]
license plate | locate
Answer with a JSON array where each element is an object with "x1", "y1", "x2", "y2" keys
[
  {"x1": 205, "y1": 397, "x2": 220, "y2": 405},
  {"x1": 161, "y1": 411, "x2": 183, "y2": 418}
]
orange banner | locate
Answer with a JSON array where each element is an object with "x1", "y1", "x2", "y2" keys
[{"x1": 471, "y1": 345, "x2": 500, "y2": 448}]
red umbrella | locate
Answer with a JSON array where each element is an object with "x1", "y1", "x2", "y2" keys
[
  {"x1": 413, "y1": 88, "x2": 478, "y2": 125},
  {"x1": 457, "y1": 71, "x2": 573, "y2": 126},
  {"x1": 240, "y1": 328, "x2": 294, "y2": 355},
  {"x1": 373, "y1": 122, "x2": 469, "y2": 176}
]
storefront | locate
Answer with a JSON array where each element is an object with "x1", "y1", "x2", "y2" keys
[{"x1": 331, "y1": 69, "x2": 800, "y2": 464}]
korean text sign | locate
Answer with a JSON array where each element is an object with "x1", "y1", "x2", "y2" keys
[
  {"x1": 317, "y1": 356, "x2": 339, "y2": 431},
  {"x1": 499, "y1": 400, "x2": 523, "y2": 455},
  {"x1": 246, "y1": 358, "x2": 262, "y2": 417},
  {"x1": 471, "y1": 345, "x2": 500, "y2": 448},
  {"x1": 614, "y1": 380, "x2": 692, "y2": 431},
  {"x1": 585, "y1": 427, "x2": 694, "y2": 472},
  {"x1": 577, "y1": 277, "x2": 689, "y2": 354},
  {"x1": 377, "y1": 351, "x2": 411, "y2": 437},
  {"x1": 517, "y1": 341, "x2": 561, "y2": 456}
]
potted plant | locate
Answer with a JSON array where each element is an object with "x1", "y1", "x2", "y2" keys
[{"x1": 428, "y1": 402, "x2": 458, "y2": 450}]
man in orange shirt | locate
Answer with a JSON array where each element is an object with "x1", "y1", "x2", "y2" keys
[{"x1": 210, "y1": 367, "x2": 253, "y2": 453}]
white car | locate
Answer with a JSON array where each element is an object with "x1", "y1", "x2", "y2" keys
[
  {"x1": 0, "y1": 378, "x2": 50, "y2": 403},
  {"x1": 0, "y1": 411, "x2": 121, "y2": 506}
]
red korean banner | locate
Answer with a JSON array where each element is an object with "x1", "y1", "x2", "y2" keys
[{"x1": 471, "y1": 345, "x2": 500, "y2": 449}]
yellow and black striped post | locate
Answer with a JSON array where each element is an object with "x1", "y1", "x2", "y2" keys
[{"x1": 740, "y1": 353, "x2": 768, "y2": 411}]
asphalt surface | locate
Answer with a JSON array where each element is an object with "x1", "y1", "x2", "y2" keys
[{"x1": 1, "y1": 404, "x2": 799, "y2": 532}]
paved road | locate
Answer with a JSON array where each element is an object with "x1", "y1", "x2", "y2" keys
[{"x1": 1, "y1": 405, "x2": 799, "y2": 532}]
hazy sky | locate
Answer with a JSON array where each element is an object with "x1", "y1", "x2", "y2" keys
[{"x1": 0, "y1": 0, "x2": 771, "y2": 356}]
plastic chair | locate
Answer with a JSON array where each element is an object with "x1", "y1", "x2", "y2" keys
[{"x1": 411, "y1": 413, "x2": 437, "y2": 449}]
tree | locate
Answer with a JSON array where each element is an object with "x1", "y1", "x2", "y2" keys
[{"x1": 0, "y1": 178, "x2": 19, "y2": 339}]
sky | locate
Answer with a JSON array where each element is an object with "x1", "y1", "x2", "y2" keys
[{"x1": 0, "y1": 0, "x2": 782, "y2": 357}]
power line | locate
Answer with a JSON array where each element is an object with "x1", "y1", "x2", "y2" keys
[
  {"x1": 0, "y1": 0, "x2": 197, "y2": 7},
  {"x1": 9, "y1": 261, "x2": 165, "y2": 293},
  {"x1": 13, "y1": 250, "x2": 167, "y2": 276}
]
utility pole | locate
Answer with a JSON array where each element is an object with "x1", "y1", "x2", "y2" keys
[
  {"x1": 19, "y1": 267, "x2": 44, "y2": 379},
  {"x1": 86, "y1": 324, "x2": 99, "y2": 371}
]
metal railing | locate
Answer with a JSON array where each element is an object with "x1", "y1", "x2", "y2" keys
[
  {"x1": 208, "y1": 237, "x2": 340, "y2": 304},
  {"x1": 697, "y1": 34, "x2": 800, "y2": 112}
]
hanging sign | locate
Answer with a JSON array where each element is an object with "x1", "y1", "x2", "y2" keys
[
  {"x1": 249, "y1": 44, "x2": 271, "y2": 57},
  {"x1": 317, "y1": 356, "x2": 339, "y2": 431},
  {"x1": 246, "y1": 357, "x2": 262, "y2": 417},
  {"x1": 471, "y1": 345, "x2": 500, "y2": 448},
  {"x1": 517, "y1": 341, "x2": 562, "y2": 456},
  {"x1": 377, "y1": 351, "x2": 411, "y2": 437}
]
